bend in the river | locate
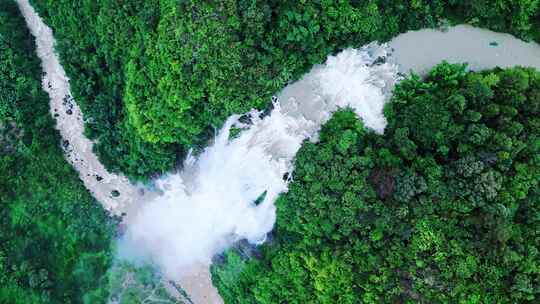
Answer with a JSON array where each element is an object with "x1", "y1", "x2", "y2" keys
[{"x1": 16, "y1": 0, "x2": 540, "y2": 301}]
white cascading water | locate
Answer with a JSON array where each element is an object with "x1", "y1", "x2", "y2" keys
[{"x1": 118, "y1": 44, "x2": 400, "y2": 279}]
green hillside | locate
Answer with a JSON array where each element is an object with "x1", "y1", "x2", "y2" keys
[{"x1": 212, "y1": 63, "x2": 540, "y2": 303}]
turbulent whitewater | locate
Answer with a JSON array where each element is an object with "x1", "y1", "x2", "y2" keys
[{"x1": 119, "y1": 45, "x2": 400, "y2": 279}]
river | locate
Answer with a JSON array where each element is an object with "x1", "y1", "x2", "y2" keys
[{"x1": 16, "y1": 0, "x2": 540, "y2": 302}]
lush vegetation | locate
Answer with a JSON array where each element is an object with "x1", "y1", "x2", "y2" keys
[
  {"x1": 0, "y1": 2, "x2": 115, "y2": 302},
  {"x1": 4, "y1": 0, "x2": 540, "y2": 302},
  {"x1": 105, "y1": 261, "x2": 189, "y2": 304},
  {"x1": 1, "y1": 3, "x2": 185, "y2": 303},
  {"x1": 212, "y1": 63, "x2": 540, "y2": 303},
  {"x1": 30, "y1": 0, "x2": 540, "y2": 180}
]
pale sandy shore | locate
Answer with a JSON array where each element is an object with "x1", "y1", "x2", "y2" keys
[{"x1": 16, "y1": 0, "x2": 540, "y2": 302}]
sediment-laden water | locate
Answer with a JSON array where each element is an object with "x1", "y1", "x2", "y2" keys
[{"x1": 17, "y1": 1, "x2": 540, "y2": 301}]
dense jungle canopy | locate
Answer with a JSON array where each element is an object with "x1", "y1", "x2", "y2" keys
[
  {"x1": 30, "y1": 0, "x2": 540, "y2": 180},
  {"x1": 212, "y1": 63, "x2": 540, "y2": 303},
  {"x1": 1, "y1": 0, "x2": 539, "y2": 303}
]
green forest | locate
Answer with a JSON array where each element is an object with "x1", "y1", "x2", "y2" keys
[
  {"x1": 2, "y1": 0, "x2": 540, "y2": 303},
  {"x1": 0, "y1": 2, "x2": 114, "y2": 302},
  {"x1": 1, "y1": 3, "x2": 183, "y2": 303},
  {"x1": 29, "y1": 0, "x2": 540, "y2": 180},
  {"x1": 212, "y1": 63, "x2": 540, "y2": 303}
]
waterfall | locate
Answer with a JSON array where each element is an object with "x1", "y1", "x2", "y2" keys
[{"x1": 118, "y1": 45, "x2": 400, "y2": 279}]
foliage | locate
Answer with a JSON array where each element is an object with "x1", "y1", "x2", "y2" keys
[
  {"x1": 104, "y1": 261, "x2": 187, "y2": 304},
  {"x1": 29, "y1": 0, "x2": 540, "y2": 180},
  {"x1": 28, "y1": 0, "x2": 179, "y2": 180},
  {"x1": 3, "y1": 0, "x2": 540, "y2": 302},
  {"x1": 446, "y1": 0, "x2": 540, "y2": 40},
  {"x1": 212, "y1": 64, "x2": 540, "y2": 303},
  {"x1": 0, "y1": 2, "x2": 114, "y2": 302}
]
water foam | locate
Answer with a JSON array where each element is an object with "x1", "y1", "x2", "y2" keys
[{"x1": 119, "y1": 44, "x2": 399, "y2": 279}]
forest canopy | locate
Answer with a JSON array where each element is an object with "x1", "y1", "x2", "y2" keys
[
  {"x1": 0, "y1": 2, "x2": 114, "y2": 302},
  {"x1": 211, "y1": 63, "x2": 540, "y2": 303},
  {"x1": 0, "y1": 3, "x2": 184, "y2": 303},
  {"x1": 2, "y1": 0, "x2": 540, "y2": 303},
  {"x1": 29, "y1": 0, "x2": 540, "y2": 180}
]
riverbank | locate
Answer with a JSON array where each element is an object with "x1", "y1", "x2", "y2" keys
[
  {"x1": 16, "y1": 0, "x2": 151, "y2": 217},
  {"x1": 17, "y1": 0, "x2": 540, "y2": 301}
]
